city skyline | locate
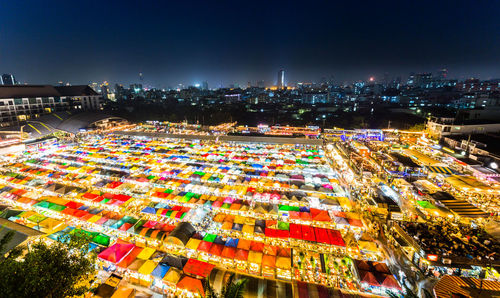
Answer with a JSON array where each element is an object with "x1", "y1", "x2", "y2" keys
[{"x1": 1, "y1": 1, "x2": 500, "y2": 87}]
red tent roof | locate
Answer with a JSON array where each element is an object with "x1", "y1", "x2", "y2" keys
[
  {"x1": 301, "y1": 225, "x2": 316, "y2": 242},
  {"x1": 250, "y1": 241, "x2": 264, "y2": 252},
  {"x1": 208, "y1": 243, "x2": 224, "y2": 257},
  {"x1": 197, "y1": 241, "x2": 213, "y2": 253},
  {"x1": 183, "y1": 259, "x2": 215, "y2": 278},
  {"x1": 381, "y1": 274, "x2": 401, "y2": 290},
  {"x1": 314, "y1": 227, "x2": 330, "y2": 244},
  {"x1": 176, "y1": 276, "x2": 205, "y2": 297},
  {"x1": 360, "y1": 270, "x2": 380, "y2": 287},
  {"x1": 327, "y1": 229, "x2": 345, "y2": 247},
  {"x1": 234, "y1": 249, "x2": 249, "y2": 261},
  {"x1": 221, "y1": 246, "x2": 236, "y2": 259},
  {"x1": 289, "y1": 223, "x2": 302, "y2": 239}
]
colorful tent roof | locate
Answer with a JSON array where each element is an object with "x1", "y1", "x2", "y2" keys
[
  {"x1": 183, "y1": 258, "x2": 215, "y2": 278},
  {"x1": 98, "y1": 242, "x2": 135, "y2": 264}
]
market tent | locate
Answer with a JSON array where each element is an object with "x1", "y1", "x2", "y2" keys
[
  {"x1": 138, "y1": 260, "x2": 157, "y2": 276},
  {"x1": 197, "y1": 241, "x2": 213, "y2": 253},
  {"x1": 98, "y1": 242, "x2": 135, "y2": 264},
  {"x1": 426, "y1": 166, "x2": 453, "y2": 175},
  {"x1": 163, "y1": 268, "x2": 182, "y2": 286},
  {"x1": 381, "y1": 274, "x2": 401, "y2": 290},
  {"x1": 161, "y1": 254, "x2": 187, "y2": 270},
  {"x1": 417, "y1": 200, "x2": 436, "y2": 209},
  {"x1": 117, "y1": 247, "x2": 143, "y2": 268},
  {"x1": 225, "y1": 237, "x2": 239, "y2": 248},
  {"x1": 276, "y1": 256, "x2": 291, "y2": 269},
  {"x1": 262, "y1": 254, "x2": 276, "y2": 268},
  {"x1": 166, "y1": 222, "x2": 195, "y2": 246},
  {"x1": 110, "y1": 286, "x2": 134, "y2": 298},
  {"x1": 221, "y1": 246, "x2": 236, "y2": 259},
  {"x1": 185, "y1": 238, "x2": 201, "y2": 250},
  {"x1": 176, "y1": 275, "x2": 205, "y2": 297},
  {"x1": 136, "y1": 247, "x2": 156, "y2": 260},
  {"x1": 236, "y1": 239, "x2": 251, "y2": 250},
  {"x1": 183, "y1": 258, "x2": 215, "y2": 278},
  {"x1": 359, "y1": 270, "x2": 380, "y2": 287},
  {"x1": 151, "y1": 264, "x2": 170, "y2": 279},
  {"x1": 208, "y1": 243, "x2": 224, "y2": 257},
  {"x1": 248, "y1": 251, "x2": 263, "y2": 264},
  {"x1": 127, "y1": 259, "x2": 145, "y2": 272},
  {"x1": 235, "y1": 249, "x2": 249, "y2": 261},
  {"x1": 327, "y1": 229, "x2": 345, "y2": 247},
  {"x1": 358, "y1": 240, "x2": 378, "y2": 252}
]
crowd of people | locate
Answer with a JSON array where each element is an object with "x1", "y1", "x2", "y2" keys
[{"x1": 397, "y1": 219, "x2": 499, "y2": 262}]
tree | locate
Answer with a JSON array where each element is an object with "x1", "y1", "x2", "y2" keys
[
  {"x1": 0, "y1": 229, "x2": 97, "y2": 298},
  {"x1": 205, "y1": 273, "x2": 248, "y2": 298},
  {"x1": 408, "y1": 123, "x2": 425, "y2": 132}
]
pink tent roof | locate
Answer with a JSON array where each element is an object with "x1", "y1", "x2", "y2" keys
[{"x1": 98, "y1": 242, "x2": 135, "y2": 264}]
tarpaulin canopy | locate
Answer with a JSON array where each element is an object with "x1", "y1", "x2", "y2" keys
[
  {"x1": 163, "y1": 268, "x2": 182, "y2": 285},
  {"x1": 183, "y1": 258, "x2": 215, "y2": 278},
  {"x1": 138, "y1": 260, "x2": 157, "y2": 275},
  {"x1": 117, "y1": 247, "x2": 143, "y2": 268},
  {"x1": 248, "y1": 251, "x2": 263, "y2": 264},
  {"x1": 176, "y1": 275, "x2": 205, "y2": 297},
  {"x1": 276, "y1": 256, "x2": 291, "y2": 269},
  {"x1": 360, "y1": 270, "x2": 380, "y2": 287},
  {"x1": 221, "y1": 246, "x2": 237, "y2": 259},
  {"x1": 197, "y1": 241, "x2": 213, "y2": 253},
  {"x1": 262, "y1": 254, "x2": 276, "y2": 268},
  {"x1": 208, "y1": 243, "x2": 224, "y2": 257},
  {"x1": 235, "y1": 249, "x2": 249, "y2": 261},
  {"x1": 136, "y1": 247, "x2": 156, "y2": 260},
  {"x1": 98, "y1": 242, "x2": 135, "y2": 264},
  {"x1": 151, "y1": 264, "x2": 170, "y2": 279},
  {"x1": 381, "y1": 274, "x2": 401, "y2": 290}
]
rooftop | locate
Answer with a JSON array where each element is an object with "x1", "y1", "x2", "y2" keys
[{"x1": 0, "y1": 85, "x2": 99, "y2": 99}]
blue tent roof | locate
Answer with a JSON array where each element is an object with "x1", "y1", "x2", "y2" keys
[
  {"x1": 142, "y1": 206, "x2": 156, "y2": 214},
  {"x1": 225, "y1": 237, "x2": 239, "y2": 247},
  {"x1": 151, "y1": 264, "x2": 170, "y2": 279}
]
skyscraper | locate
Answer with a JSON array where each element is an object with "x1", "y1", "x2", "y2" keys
[
  {"x1": 438, "y1": 69, "x2": 448, "y2": 80},
  {"x1": 1, "y1": 74, "x2": 16, "y2": 85},
  {"x1": 277, "y1": 70, "x2": 285, "y2": 89},
  {"x1": 202, "y1": 81, "x2": 209, "y2": 90}
]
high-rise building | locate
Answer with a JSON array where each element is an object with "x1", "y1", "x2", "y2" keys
[
  {"x1": 1, "y1": 74, "x2": 16, "y2": 85},
  {"x1": 277, "y1": 70, "x2": 285, "y2": 89},
  {"x1": 257, "y1": 80, "x2": 265, "y2": 88},
  {"x1": 438, "y1": 69, "x2": 448, "y2": 80},
  {"x1": 202, "y1": 81, "x2": 209, "y2": 90}
]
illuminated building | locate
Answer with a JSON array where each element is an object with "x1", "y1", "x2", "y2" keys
[
  {"x1": 1, "y1": 74, "x2": 17, "y2": 85},
  {"x1": 0, "y1": 85, "x2": 103, "y2": 127},
  {"x1": 278, "y1": 69, "x2": 285, "y2": 89}
]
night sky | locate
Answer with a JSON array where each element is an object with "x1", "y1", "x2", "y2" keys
[{"x1": 1, "y1": 0, "x2": 499, "y2": 88}]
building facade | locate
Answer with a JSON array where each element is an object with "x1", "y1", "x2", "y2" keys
[{"x1": 0, "y1": 85, "x2": 103, "y2": 127}]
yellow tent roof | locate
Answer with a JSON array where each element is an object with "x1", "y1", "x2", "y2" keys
[
  {"x1": 248, "y1": 251, "x2": 263, "y2": 264},
  {"x1": 138, "y1": 260, "x2": 157, "y2": 275},
  {"x1": 276, "y1": 256, "x2": 291, "y2": 269},
  {"x1": 358, "y1": 240, "x2": 378, "y2": 252},
  {"x1": 136, "y1": 247, "x2": 156, "y2": 260},
  {"x1": 110, "y1": 286, "x2": 134, "y2": 298},
  {"x1": 185, "y1": 238, "x2": 201, "y2": 250},
  {"x1": 163, "y1": 268, "x2": 182, "y2": 285},
  {"x1": 87, "y1": 215, "x2": 102, "y2": 223}
]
